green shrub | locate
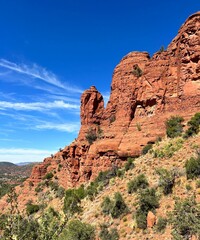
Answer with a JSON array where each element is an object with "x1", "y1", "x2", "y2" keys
[
  {"x1": 101, "y1": 193, "x2": 128, "y2": 218},
  {"x1": 156, "y1": 136, "x2": 162, "y2": 143},
  {"x1": 135, "y1": 188, "x2": 159, "y2": 229},
  {"x1": 124, "y1": 157, "x2": 135, "y2": 171},
  {"x1": 99, "y1": 224, "x2": 119, "y2": 240},
  {"x1": 127, "y1": 174, "x2": 149, "y2": 193},
  {"x1": 56, "y1": 186, "x2": 65, "y2": 199},
  {"x1": 29, "y1": 181, "x2": 34, "y2": 187},
  {"x1": 0, "y1": 183, "x2": 14, "y2": 199},
  {"x1": 156, "y1": 217, "x2": 167, "y2": 233},
  {"x1": 26, "y1": 203, "x2": 40, "y2": 215},
  {"x1": 109, "y1": 228, "x2": 119, "y2": 240},
  {"x1": 71, "y1": 185, "x2": 86, "y2": 200},
  {"x1": 43, "y1": 172, "x2": 53, "y2": 180},
  {"x1": 165, "y1": 116, "x2": 184, "y2": 138},
  {"x1": 170, "y1": 197, "x2": 200, "y2": 239},
  {"x1": 86, "y1": 182, "x2": 98, "y2": 200},
  {"x1": 132, "y1": 64, "x2": 143, "y2": 77},
  {"x1": 95, "y1": 171, "x2": 110, "y2": 186},
  {"x1": 49, "y1": 181, "x2": 59, "y2": 191},
  {"x1": 196, "y1": 180, "x2": 200, "y2": 188},
  {"x1": 63, "y1": 189, "x2": 81, "y2": 216},
  {"x1": 95, "y1": 167, "x2": 118, "y2": 186},
  {"x1": 142, "y1": 144, "x2": 153, "y2": 155},
  {"x1": 185, "y1": 155, "x2": 200, "y2": 179},
  {"x1": 184, "y1": 112, "x2": 200, "y2": 138},
  {"x1": 153, "y1": 138, "x2": 183, "y2": 158},
  {"x1": 35, "y1": 186, "x2": 43, "y2": 193},
  {"x1": 2, "y1": 215, "x2": 40, "y2": 239},
  {"x1": 138, "y1": 188, "x2": 159, "y2": 213},
  {"x1": 59, "y1": 219, "x2": 95, "y2": 240},
  {"x1": 101, "y1": 197, "x2": 113, "y2": 215},
  {"x1": 109, "y1": 115, "x2": 116, "y2": 124},
  {"x1": 99, "y1": 224, "x2": 110, "y2": 240},
  {"x1": 135, "y1": 209, "x2": 147, "y2": 230},
  {"x1": 116, "y1": 169, "x2": 125, "y2": 178},
  {"x1": 85, "y1": 128, "x2": 97, "y2": 144},
  {"x1": 0, "y1": 214, "x2": 7, "y2": 230},
  {"x1": 97, "y1": 126, "x2": 104, "y2": 139},
  {"x1": 156, "y1": 168, "x2": 176, "y2": 195},
  {"x1": 110, "y1": 192, "x2": 128, "y2": 218},
  {"x1": 185, "y1": 184, "x2": 192, "y2": 191},
  {"x1": 158, "y1": 46, "x2": 165, "y2": 53},
  {"x1": 104, "y1": 166, "x2": 118, "y2": 180},
  {"x1": 153, "y1": 149, "x2": 165, "y2": 158},
  {"x1": 85, "y1": 167, "x2": 119, "y2": 200},
  {"x1": 38, "y1": 208, "x2": 63, "y2": 239}
]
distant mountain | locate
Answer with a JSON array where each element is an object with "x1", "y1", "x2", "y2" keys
[
  {"x1": 0, "y1": 162, "x2": 16, "y2": 167},
  {"x1": 16, "y1": 162, "x2": 39, "y2": 166},
  {"x1": 0, "y1": 161, "x2": 38, "y2": 199},
  {"x1": 0, "y1": 161, "x2": 37, "y2": 182}
]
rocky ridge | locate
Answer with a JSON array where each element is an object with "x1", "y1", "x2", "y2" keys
[{"x1": 0, "y1": 12, "x2": 199, "y2": 211}]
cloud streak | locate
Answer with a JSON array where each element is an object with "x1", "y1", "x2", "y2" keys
[
  {"x1": 0, "y1": 59, "x2": 83, "y2": 93},
  {"x1": 35, "y1": 122, "x2": 80, "y2": 132},
  {"x1": 0, "y1": 148, "x2": 56, "y2": 163},
  {"x1": 0, "y1": 148, "x2": 53, "y2": 155},
  {"x1": 0, "y1": 100, "x2": 79, "y2": 111}
]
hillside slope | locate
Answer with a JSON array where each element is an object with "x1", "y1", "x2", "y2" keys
[
  {"x1": 78, "y1": 134, "x2": 200, "y2": 240},
  {"x1": 0, "y1": 132, "x2": 199, "y2": 240}
]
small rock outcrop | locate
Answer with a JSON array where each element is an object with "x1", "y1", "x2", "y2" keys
[
  {"x1": 147, "y1": 211, "x2": 156, "y2": 228},
  {"x1": 78, "y1": 86, "x2": 104, "y2": 140}
]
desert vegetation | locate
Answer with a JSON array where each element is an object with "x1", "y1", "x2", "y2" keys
[{"x1": 0, "y1": 112, "x2": 200, "y2": 239}]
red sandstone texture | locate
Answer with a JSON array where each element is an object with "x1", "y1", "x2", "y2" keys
[
  {"x1": 0, "y1": 12, "x2": 199, "y2": 211},
  {"x1": 147, "y1": 211, "x2": 156, "y2": 228}
]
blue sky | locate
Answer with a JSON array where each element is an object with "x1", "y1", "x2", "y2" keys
[{"x1": 0, "y1": 0, "x2": 199, "y2": 163}]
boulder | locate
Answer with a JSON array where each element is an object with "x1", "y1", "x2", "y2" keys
[{"x1": 147, "y1": 211, "x2": 156, "y2": 228}]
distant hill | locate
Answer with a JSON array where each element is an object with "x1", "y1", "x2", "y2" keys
[
  {"x1": 0, "y1": 161, "x2": 37, "y2": 182},
  {"x1": 0, "y1": 162, "x2": 16, "y2": 167},
  {"x1": 16, "y1": 162, "x2": 39, "y2": 166},
  {"x1": 0, "y1": 161, "x2": 38, "y2": 199}
]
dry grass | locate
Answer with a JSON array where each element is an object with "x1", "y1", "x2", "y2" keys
[{"x1": 79, "y1": 134, "x2": 200, "y2": 240}]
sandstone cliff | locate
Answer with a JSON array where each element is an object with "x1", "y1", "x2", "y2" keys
[
  {"x1": 21, "y1": 11, "x2": 200, "y2": 189},
  {"x1": 0, "y1": 12, "x2": 199, "y2": 211}
]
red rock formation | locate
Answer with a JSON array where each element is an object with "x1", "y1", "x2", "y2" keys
[
  {"x1": 78, "y1": 85, "x2": 104, "y2": 140},
  {"x1": 147, "y1": 211, "x2": 156, "y2": 228},
  {"x1": 0, "y1": 12, "x2": 199, "y2": 211},
  {"x1": 96, "y1": 11, "x2": 200, "y2": 157},
  {"x1": 19, "y1": 10, "x2": 200, "y2": 190}
]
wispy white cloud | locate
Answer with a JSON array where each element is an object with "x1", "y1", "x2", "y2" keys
[
  {"x1": 0, "y1": 91, "x2": 16, "y2": 100},
  {"x1": 47, "y1": 94, "x2": 80, "y2": 103},
  {"x1": 0, "y1": 109, "x2": 80, "y2": 133},
  {"x1": 0, "y1": 59, "x2": 83, "y2": 93},
  {"x1": 0, "y1": 111, "x2": 31, "y2": 120},
  {"x1": 0, "y1": 100, "x2": 79, "y2": 111},
  {"x1": 0, "y1": 59, "x2": 82, "y2": 161},
  {"x1": 35, "y1": 122, "x2": 80, "y2": 132},
  {"x1": 0, "y1": 148, "x2": 55, "y2": 163},
  {"x1": 0, "y1": 148, "x2": 53, "y2": 154}
]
